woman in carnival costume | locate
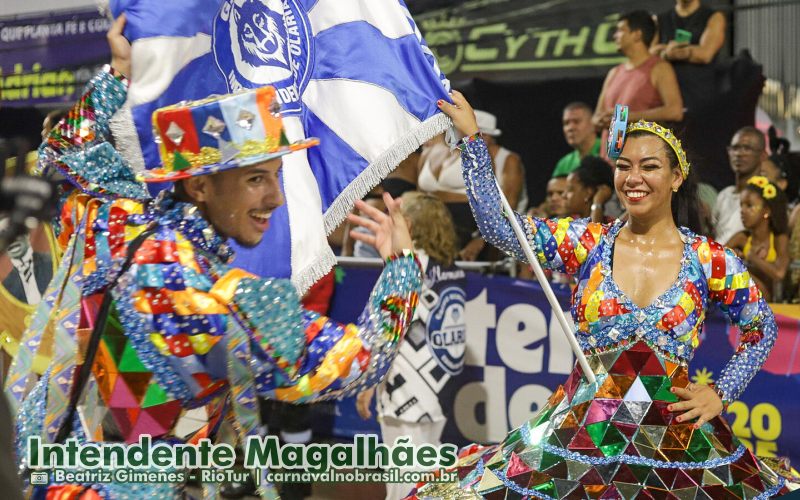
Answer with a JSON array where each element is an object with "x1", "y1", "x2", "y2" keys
[
  {"x1": 5, "y1": 17, "x2": 421, "y2": 500},
  {"x1": 407, "y1": 92, "x2": 798, "y2": 498}
]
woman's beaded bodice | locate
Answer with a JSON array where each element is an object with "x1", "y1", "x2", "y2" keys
[{"x1": 459, "y1": 138, "x2": 777, "y2": 403}]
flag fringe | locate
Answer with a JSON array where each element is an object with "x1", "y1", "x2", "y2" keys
[
  {"x1": 291, "y1": 245, "x2": 338, "y2": 295},
  {"x1": 109, "y1": 103, "x2": 146, "y2": 174},
  {"x1": 322, "y1": 113, "x2": 453, "y2": 235}
]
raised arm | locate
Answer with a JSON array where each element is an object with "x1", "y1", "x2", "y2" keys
[
  {"x1": 438, "y1": 92, "x2": 605, "y2": 275},
  {"x1": 218, "y1": 254, "x2": 421, "y2": 403},
  {"x1": 39, "y1": 14, "x2": 147, "y2": 231},
  {"x1": 703, "y1": 240, "x2": 778, "y2": 402},
  {"x1": 116, "y1": 192, "x2": 419, "y2": 406}
]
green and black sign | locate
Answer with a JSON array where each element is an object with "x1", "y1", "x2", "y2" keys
[{"x1": 417, "y1": 0, "x2": 663, "y2": 82}]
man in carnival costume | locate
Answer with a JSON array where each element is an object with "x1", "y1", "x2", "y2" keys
[{"x1": 5, "y1": 16, "x2": 421, "y2": 499}]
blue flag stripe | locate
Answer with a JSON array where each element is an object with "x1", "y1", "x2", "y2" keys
[
  {"x1": 112, "y1": 0, "x2": 219, "y2": 40},
  {"x1": 312, "y1": 22, "x2": 448, "y2": 120},
  {"x1": 304, "y1": 110, "x2": 370, "y2": 211}
]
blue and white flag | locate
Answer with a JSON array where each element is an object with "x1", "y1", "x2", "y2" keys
[{"x1": 109, "y1": 0, "x2": 451, "y2": 291}]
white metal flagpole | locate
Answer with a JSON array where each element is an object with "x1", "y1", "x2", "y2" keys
[{"x1": 493, "y1": 179, "x2": 596, "y2": 384}]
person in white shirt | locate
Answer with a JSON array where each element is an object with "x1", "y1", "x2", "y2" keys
[
  {"x1": 356, "y1": 192, "x2": 466, "y2": 500},
  {"x1": 713, "y1": 127, "x2": 767, "y2": 244}
]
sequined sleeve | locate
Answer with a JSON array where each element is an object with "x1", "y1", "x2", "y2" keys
[
  {"x1": 220, "y1": 254, "x2": 421, "y2": 403},
  {"x1": 461, "y1": 138, "x2": 605, "y2": 275},
  {"x1": 38, "y1": 66, "x2": 147, "y2": 201},
  {"x1": 701, "y1": 240, "x2": 778, "y2": 401}
]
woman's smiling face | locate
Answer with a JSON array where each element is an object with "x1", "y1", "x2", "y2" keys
[{"x1": 614, "y1": 134, "x2": 682, "y2": 220}]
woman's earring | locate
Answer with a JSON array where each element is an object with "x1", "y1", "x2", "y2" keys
[
  {"x1": 764, "y1": 213, "x2": 770, "y2": 219},
  {"x1": 672, "y1": 187, "x2": 678, "y2": 193}
]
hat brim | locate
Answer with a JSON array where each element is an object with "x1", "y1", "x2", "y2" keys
[{"x1": 140, "y1": 138, "x2": 320, "y2": 183}]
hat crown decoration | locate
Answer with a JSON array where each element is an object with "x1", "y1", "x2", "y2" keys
[
  {"x1": 143, "y1": 85, "x2": 317, "y2": 183},
  {"x1": 625, "y1": 119, "x2": 690, "y2": 179}
]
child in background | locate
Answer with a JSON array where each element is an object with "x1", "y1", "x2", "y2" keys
[
  {"x1": 356, "y1": 192, "x2": 466, "y2": 500},
  {"x1": 727, "y1": 176, "x2": 790, "y2": 301}
]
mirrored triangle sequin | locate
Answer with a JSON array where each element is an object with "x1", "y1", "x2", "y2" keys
[
  {"x1": 236, "y1": 109, "x2": 256, "y2": 130},
  {"x1": 202, "y1": 116, "x2": 226, "y2": 138},
  {"x1": 219, "y1": 139, "x2": 239, "y2": 163},
  {"x1": 165, "y1": 122, "x2": 185, "y2": 146}
]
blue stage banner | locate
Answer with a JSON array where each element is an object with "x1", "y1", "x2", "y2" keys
[
  {"x1": 321, "y1": 266, "x2": 800, "y2": 467},
  {"x1": 0, "y1": 10, "x2": 110, "y2": 107}
]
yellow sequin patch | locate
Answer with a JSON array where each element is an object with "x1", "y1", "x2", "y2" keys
[
  {"x1": 275, "y1": 326, "x2": 363, "y2": 402},
  {"x1": 149, "y1": 333, "x2": 171, "y2": 356},
  {"x1": 585, "y1": 290, "x2": 604, "y2": 323},
  {"x1": 170, "y1": 289, "x2": 229, "y2": 315}
]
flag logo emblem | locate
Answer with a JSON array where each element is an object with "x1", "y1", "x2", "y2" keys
[{"x1": 213, "y1": 0, "x2": 311, "y2": 114}]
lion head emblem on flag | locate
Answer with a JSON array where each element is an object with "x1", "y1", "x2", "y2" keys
[
  {"x1": 215, "y1": 0, "x2": 293, "y2": 86},
  {"x1": 234, "y1": 0, "x2": 288, "y2": 69}
]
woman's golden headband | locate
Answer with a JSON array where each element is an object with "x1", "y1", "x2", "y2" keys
[{"x1": 606, "y1": 105, "x2": 690, "y2": 179}]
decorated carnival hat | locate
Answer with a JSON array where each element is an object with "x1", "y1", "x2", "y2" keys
[
  {"x1": 606, "y1": 104, "x2": 690, "y2": 179},
  {"x1": 474, "y1": 110, "x2": 501, "y2": 136},
  {"x1": 141, "y1": 86, "x2": 319, "y2": 182}
]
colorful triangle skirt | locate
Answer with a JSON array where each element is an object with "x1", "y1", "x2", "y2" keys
[{"x1": 409, "y1": 342, "x2": 795, "y2": 499}]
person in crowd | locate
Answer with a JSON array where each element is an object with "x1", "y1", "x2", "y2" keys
[
  {"x1": 593, "y1": 10, "x2": 684, "y2": 132},
  {"x1": 410, "y1": 90, "x2": 793, "y2": 498},
  {"x1": 695, "y1": 181, "x2": 719, "y2": 237},
  {"x1": 714, "y1": 126, "x2": 768, "y2": 245},
  {"x1": 726, "y1": 176, "x2": 789, "y2": 302},
  {"x1": 565, "y1": 156, "x2": 615, "y2": 223},
  {"x1": 382, "y1": 149, "x2": 420, "y2": 199},
  {"x1": 7, "y1": 16, "x2": 421, "y2": 499},
  {"x1": 552, "y1": 102, "x2": 601, "y2": 178},
  {"x1": 761, "y1": 156, "x2": 790, "y2": 193},
  {"x1": 543, "y1": 175, "x2": 570, "y2": 218},
  {"x1": 417, "y1": 134, "x2": 485, "y2": 260},
  {"x1": 475, "y1": 110, "x2": 528, "y2": 214},
  {"x1": 0, "y1": 227, "x2": 53, "y2": 305},
  {"x1": 651, "y1": 0, "x2": 726, "y2": 114},
  {"x1": 357, "y1": 191, "x2": 466, "y2": 500}
]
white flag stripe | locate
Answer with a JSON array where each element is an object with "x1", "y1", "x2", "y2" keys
[
  {"x1": 281, "y1": 117, "x2": 335, "y2": 291},
  {"x1": 129, "y1": 34, "x2": 211, "y2": 106},
  {"x1": 307, "y1": 0, "x2": 414, "y2": 39},
  {"x1": 303, "y1": 79, "x2": 421, "y2": 163}
]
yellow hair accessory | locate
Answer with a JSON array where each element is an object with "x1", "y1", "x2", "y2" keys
[
  {"x1": 625, "y1": 120, "x2": 690, "y2": 179},
  {"x1": 747, "y1": 175, "x2": 777, "y2": 199}
]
